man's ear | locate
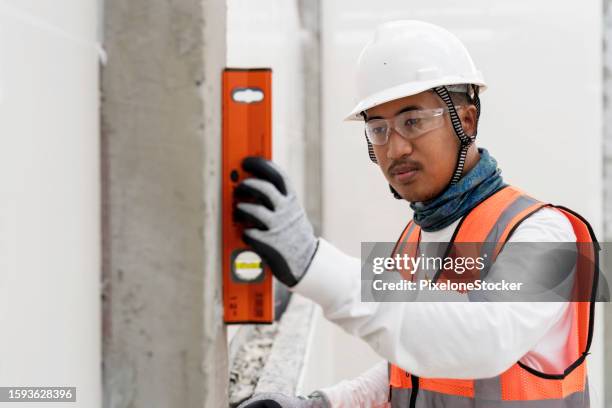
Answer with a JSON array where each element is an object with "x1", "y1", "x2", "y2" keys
[{"x1": 460, "y1": 104, "x2": 478, "y2": 137}]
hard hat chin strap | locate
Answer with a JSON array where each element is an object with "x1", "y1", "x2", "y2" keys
[
  {"x1": 432, "y1": 85, "x2": 480, "y2": 186},
  {"x1": 363, "y1": 127, "x2": 404, "y2": 199},
  {"x1": 365, "y1": 129, "x2": 378, "y2": 163},
  {"x1": 364, "y1": 85, "x2": 481, "y2": 200}
]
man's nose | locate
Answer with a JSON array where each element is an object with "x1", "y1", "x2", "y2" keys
[{"x1": 386, "y1": 128, "x2": 413, "y2": 160}]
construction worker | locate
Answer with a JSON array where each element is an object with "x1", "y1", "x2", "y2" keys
[{"x1": 235, "y1": 20, "x2": 598, "y2": 407}]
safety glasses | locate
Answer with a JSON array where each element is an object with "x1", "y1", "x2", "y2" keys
[{"x1": 365, "y1": 106, "x2": 463, "y2": 145}]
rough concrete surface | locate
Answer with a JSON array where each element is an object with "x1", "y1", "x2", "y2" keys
[
  {"x1": 101, "y1": 0, "x2": 227, "y2": 407},
  {"x1": 298, "y1": 0, "x2": 323, "y2": 236},
  {"x1": 229, "y1": 324, "x2": 279, "y2": 407},
  {"x1": 229, "y1": 295, "x2": 315, "y2": 407},
  {"x1": 255, "y1": 294, "x2": 315, "y2": 396}
]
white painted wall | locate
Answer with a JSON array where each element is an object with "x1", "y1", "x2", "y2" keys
[
  {"x1": 302, "y1": 0, "x2": 605, "y2": 405},
  {"x1": 0, "y1": 1, "x2": 101, "y2": 407}
]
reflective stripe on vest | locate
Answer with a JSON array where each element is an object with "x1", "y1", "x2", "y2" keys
[{"x1": 388, "y1": 185, "x2": 598, "y2": 407}]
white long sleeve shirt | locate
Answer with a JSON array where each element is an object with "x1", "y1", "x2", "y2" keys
[{"x1": 291, "y1": 207, "x2": 576, "y2": 407}]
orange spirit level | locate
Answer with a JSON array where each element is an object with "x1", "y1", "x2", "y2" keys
[{"x1": 222, "y1": 68, "x2": 274, "y2": 324}]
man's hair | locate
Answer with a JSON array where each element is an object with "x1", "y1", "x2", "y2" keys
[{"x1": 449, "y1": 91, "x2": 471, "y2": 107}]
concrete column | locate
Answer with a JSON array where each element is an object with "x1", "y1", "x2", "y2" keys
[
  {"x1": 101, "y1": 0, "x2": 227, "y2": 407},
  {"x1": 298, "y1": 0, "x2": 323, "y2": 235}
]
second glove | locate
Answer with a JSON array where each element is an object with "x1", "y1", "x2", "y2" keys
[{"x1": 236, "y1": 391, "x2": 329, "y2": 408}]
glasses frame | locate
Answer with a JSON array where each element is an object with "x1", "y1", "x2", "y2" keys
[{"x1": 364, "y1": 105, "x2": 464, "y2": 146}]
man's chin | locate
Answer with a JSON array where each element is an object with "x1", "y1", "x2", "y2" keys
[{"x1": 393, "y1": 186, "x2": 417, "y2": 202}]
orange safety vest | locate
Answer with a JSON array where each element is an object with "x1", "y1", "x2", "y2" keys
[{"x1": 388, "y1": 185, "x2": 598, "y2": 408}]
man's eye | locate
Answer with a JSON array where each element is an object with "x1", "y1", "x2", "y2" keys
[
  {"x1": 372, "y1": 126, "x2": 386, "y2": 134},
  {"x1": 404, "y1": 118, "x2": 420, "y2": 127}
]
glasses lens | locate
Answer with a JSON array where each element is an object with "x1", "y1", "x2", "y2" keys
[
  {"x1": 365, "y1": 120, "x2": 388, "y2": 145},
  {"x1": 395, "y1": 109, "x2": 444, "y2": 139}
]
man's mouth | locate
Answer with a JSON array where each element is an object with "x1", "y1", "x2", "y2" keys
[{"x1": 390, "y1": 164, "x2": 420, "y2": 183}]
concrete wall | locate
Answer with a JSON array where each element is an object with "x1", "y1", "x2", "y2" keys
[
  {"x1": 0, "y1": 2, "x2": 101, "y2": 407},
  {"x1": 101, "y1": 0, "x2": 227, "y2": 406},
  {"x1": 301, "y1": 1, "x2": 605, "y2": 405}
]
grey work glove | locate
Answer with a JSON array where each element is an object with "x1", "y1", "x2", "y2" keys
[
  {"x1": 233, "y1": 157, "x2": 319, "y2": 287},
  {"x1": 236, "y1": 392, "x2": 330, "y2": 408}
]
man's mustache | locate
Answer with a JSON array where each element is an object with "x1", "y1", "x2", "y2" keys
[{"x1": 388, "y1": 157, "x2": 422, "y2": 175}]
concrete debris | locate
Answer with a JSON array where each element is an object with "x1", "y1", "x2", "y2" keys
[{"x1": 228, "y1": 324, "x2": 279, "y2": 407}]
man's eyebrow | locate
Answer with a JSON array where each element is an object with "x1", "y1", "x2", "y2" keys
[
  {"x1": 395, "y1": 105, "x2": 421, "y2": 115},
  {"x1": 365, "y1": 105, "x2": 421, "y2": 121}
]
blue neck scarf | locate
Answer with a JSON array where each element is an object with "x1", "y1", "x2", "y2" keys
[{"x1": 410, "y1": 148, "x2": 506, "y2": 232}]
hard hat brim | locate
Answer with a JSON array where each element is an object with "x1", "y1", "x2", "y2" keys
[{"x1": 344, "y1": 76, "x2": 487, "y2": 122}]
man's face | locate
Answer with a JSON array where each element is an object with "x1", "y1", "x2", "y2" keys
[{"x1": 365, "y1": 91, "x2": 460, "y2": 202}]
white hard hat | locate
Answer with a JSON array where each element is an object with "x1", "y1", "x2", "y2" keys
[{"x1": 345, "y1": 20, "x2": 487, "y2": 121}]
